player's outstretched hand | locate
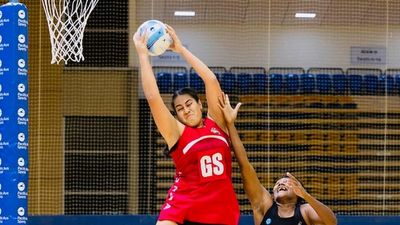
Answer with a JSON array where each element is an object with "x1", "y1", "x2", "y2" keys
[
  {"x1": 286, "y1": 172, "x2": 308, "y2": 199},
  {"x1": 133, "y1": 30, "x2": 149, "y2": 56},
  {"x1": 218, "y1": 92, "x2": 242, "y2": 125},
  {"x1": 165, "y1": 24, "x2": 184, "y2": 53}
]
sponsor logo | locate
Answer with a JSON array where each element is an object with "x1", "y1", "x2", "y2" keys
[
  {"x1": 210, "y1": 127, "x2": 220, "y2": 135},
  {"x1": 18, "y1": 10, "x2": 25, "y2": 19}
]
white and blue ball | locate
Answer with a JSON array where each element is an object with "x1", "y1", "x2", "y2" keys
[{"x1": 138, "y1": 20, "x2": 173, "y2": 56}]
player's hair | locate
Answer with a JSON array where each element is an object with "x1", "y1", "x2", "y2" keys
[{"x1": 171, "y1": 87, "x2": 200, "y2": 113}]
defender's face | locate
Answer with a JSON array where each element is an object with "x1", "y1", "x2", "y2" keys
[
  {"x1": 272, "y1": 177, "x2": 296, "y2": 202},
  {"x1": 173, "y1": 94, "x2": 203, "y2": 127}
]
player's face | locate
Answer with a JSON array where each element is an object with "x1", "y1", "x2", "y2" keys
[
  {"x1": 272, "y1": 177, "x2": 297, "y2": 203},
  {"x1": 173, "y1": 94, "x2": 203, "y2": 127}
]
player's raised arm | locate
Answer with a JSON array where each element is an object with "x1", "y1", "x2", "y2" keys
[
  {"x1": 166, "y1": 25, "x2": 226, "y2": 131},
  {"x1": 286, "y1": 172, "x2": 337, "y2": 225},
  {"x1": 218, "y1": 93, "x2": 273, "y2": 224},
  {"x1": 133, "y1": 30, "x2": 183, "y2": 149}
]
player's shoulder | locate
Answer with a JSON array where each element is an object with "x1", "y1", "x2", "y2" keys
[
  {"x1": 300, "y1": 202, "x2": 311, "y2": 213},
  {"x1": 300, "y1": 203, "x2": 318, "y2": 225}
]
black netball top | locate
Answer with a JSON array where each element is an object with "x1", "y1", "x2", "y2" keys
[{"x1": 260, "y1": 202, "x2": 308, "y2": 225}]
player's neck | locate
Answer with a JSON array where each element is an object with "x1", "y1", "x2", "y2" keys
[
  {"x1": 276, "y1": 202, "x2": 296, "y2": 217},
  {"x1": 276, "y1": 201, "x2": 296, "y2": 209},
  {"x1": 196, "y1": 118, "x2": 205, "y2": 128}
]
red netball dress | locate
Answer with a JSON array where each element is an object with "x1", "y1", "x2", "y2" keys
[{"x1": 158, "y1": 117, "x2": 240, "y2": 225}]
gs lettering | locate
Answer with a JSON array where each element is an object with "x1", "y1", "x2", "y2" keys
[{"x1": 200, "y1": 153, "x2": 224, "y2": 177}]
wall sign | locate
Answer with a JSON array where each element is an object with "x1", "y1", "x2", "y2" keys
[{"x1": 351, "y1": 46, "x2": 386, "y2": 65}]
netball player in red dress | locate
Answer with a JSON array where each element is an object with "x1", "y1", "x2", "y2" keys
[{"x1": 133, "y1": 25, "x2": 240, "y2": 225}]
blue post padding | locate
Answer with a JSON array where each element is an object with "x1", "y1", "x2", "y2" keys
[
  {"x1": 0, "y1": 1, "x2": 28, "y2": 225},
  {"x1": 27, "y1": 215, "x2": 400, "y2": 225}
]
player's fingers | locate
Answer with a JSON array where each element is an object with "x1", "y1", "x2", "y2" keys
[
  {"x1": 165, "y1": 25, "x2": 177, "y2": 39},
  {"x1": 218, "y1": 94, "x2": 225, "y2": 108},
  {"x1": 221, "y1": 92, "x2": 227, "y2": 105},
  {"x1": 165, "y1": 24, "x2": 174, "y2": 32},
  {"x1": 286, "y1": 173, "x2": 294, "y2": 182},
  {"x1": 286, "y1": 179, "x2": 297, "y2": 187},
  {"x1": 286, "y1": 172, "x2": 298, "y2": 181},
  {"x1": 225, "y1": 93, "x2": 231, "y2": 105},
  {"x1": 165, "y1": 26, "x2": 171, "y2": 35},
  {"x1": 234, "y1": 102, "x2": 242, "y2": 112},
  {"x1": 217, "y1": 101, "x2": 223, "y2": 110},
  {"x1": 221, "y1": 92, "x2": 226, "y2": 105},
  {"x1": 133, "y1": 30, "x2": 141, "y2": 42}
]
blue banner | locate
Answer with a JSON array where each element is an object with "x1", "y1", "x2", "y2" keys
[
  {"x1": 0, "y1": 1, "x2": 28, "y2": 224},
  {"x1": 27, "y1": 215, "x2": 400, "y2": 225}
]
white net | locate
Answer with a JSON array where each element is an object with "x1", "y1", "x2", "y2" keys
[
  {"x1": 26, "y1": 0, "x2": 400, "y2": 218},
  {"x1": 40, "y1": 0, "x2": 99, "y2": 64}
]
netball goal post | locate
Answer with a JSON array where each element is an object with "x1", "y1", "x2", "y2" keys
[{"x1": 40, "y1": 0, "x2": 99, "y2": 64}]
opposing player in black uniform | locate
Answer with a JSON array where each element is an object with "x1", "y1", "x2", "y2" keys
[{"x1": 218, "y1": 93, "x2": 337, "y2": 225}]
